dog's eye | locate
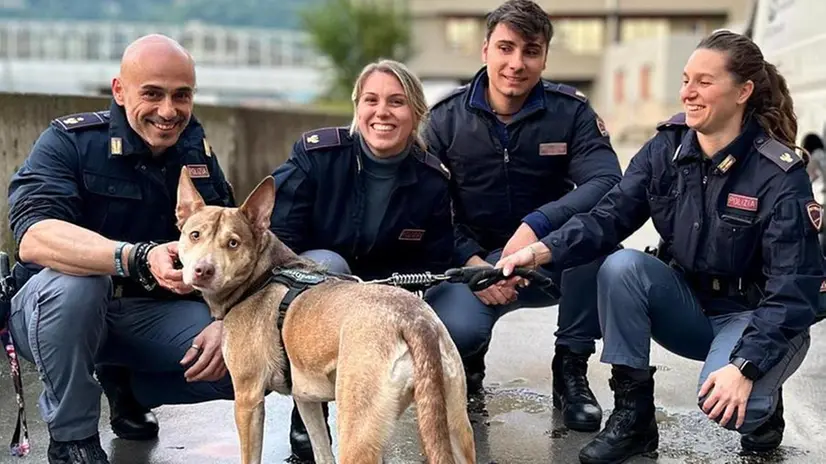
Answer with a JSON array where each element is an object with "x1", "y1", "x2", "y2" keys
[
  {"x1": 190, "y1": 231, "x2": 200, "y2": 241},
  {"x1": 228, "y1": 239, "x2": 239, "y2": 248}
]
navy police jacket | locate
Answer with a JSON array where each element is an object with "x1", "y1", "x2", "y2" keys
[
  {"x1": 543, "y1": 113, "x2": 824, "y2": 376},
  {"x1": 7, "y1": 100, "x2": 235, "y2": 288},
  {"x1": 424, "y1": 67, "x2": 622, "y2": 265},
  {"x1": 269, "y1": 127, "x2": 454, "y2": 280}
]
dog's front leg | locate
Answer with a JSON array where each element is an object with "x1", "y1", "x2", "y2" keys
[
  {"x1": 295, "y1": 400, "x2": 336, "y2": 464},
  {"x1": 234, "y1": 384, "x2": 267, "y2": 464}
]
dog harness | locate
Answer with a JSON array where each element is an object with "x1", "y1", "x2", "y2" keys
[{"x1": 250, "y1": 267, "x2": 332, "y2": 390}]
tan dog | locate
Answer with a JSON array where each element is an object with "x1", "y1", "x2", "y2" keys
[{"x1": 174, "y1": 168, "x2": 476, "y2": 464}]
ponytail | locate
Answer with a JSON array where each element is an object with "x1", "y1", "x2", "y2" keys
[
  {"x1": 751, "y1": 61, "x2": 805, "y2": 159},
  {"x1": 696, "y1": 31, "x2": 808, "y2": 161}
]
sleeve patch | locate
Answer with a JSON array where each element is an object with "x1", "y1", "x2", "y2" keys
[
  {"x1": 596, "y1": 115, "x2": 609, "y2": 137},
  {"x1": 806, "y1": 201, "x2": 822, "y2": 231}
]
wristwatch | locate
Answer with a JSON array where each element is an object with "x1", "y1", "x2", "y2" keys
[{"x1": 730, "y1": 357, "x2": 761, "y2": 381}]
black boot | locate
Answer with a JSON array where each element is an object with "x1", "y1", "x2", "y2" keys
[
  {"x1": 289, "y1": 401, "x2": 331, "y2": 462},
  {"x1": 464, "y1": 351, "x2": 486, "y2": 397},
  {"x1": 48, "y1": 433, "x2": 110, "y2": 464},
  {"x1": 552, "y1": 345, "x2": 602, "y2": 432},
  {"x1": 96, "y1": 365, "x2": 159, "y2": 441},
  {"x1": 579, "y1": 366, "x2": 658, "y2": 464},
  {"x1": 741, "y1": 389, "x2": 785, "y2": 453}
]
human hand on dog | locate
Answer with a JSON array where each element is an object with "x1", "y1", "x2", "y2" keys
[
  {"x1": 148, "y1": 242, "x2": 194, "y2": 294},
  {"x1": 181, "y1": 320, "x2": 228, "y2": 382},
  {"x1": 465, "y1": 255, "x2": 518, "y2": 306}
]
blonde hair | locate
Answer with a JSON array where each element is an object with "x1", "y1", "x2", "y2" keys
[{"x1": 349, "y1": 59, "x2": 429, "y2": 151}]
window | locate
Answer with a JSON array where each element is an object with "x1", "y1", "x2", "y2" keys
[
  {"x1": 553, "y1": 19, "x2": 605, "y2": 54},
  {"x1": 445, "y1": 17, "x2": 481, "y2": 54},
  {"x1": 620, "y1": 19, "x2": 668, "y2": 42},
  {"x1": 16, "y1": 29, "x2": 31, "y2": 58},
  {"x1": 640, "y1": 64, "x2": 651, "y2": 101},
  {"x1": 247, "y1": 39, "x2": 261, "y2": 66},
  {"x1": 614, "y1": 69, "x2": 624, "y2": 104},
  {"x1": 85, "y1": 31, "x2": 100, "y2": 60},
  {"x1": 0, "y1": 27, "x2": 7, "y2": 58}
]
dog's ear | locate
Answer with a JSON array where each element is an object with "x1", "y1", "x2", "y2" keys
[
  {"x1": 239, "y1": 175, "x2": 276, "y2": 234},
  {"x1": 175, "y1": 167, "x2": 206, "y2": 230}
]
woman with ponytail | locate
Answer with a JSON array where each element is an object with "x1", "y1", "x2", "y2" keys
[{"x1": 496, "y1": 29, "x2": 824, "y2": 463}]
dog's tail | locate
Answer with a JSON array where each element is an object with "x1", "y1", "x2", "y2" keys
[{"x1": 401, "y1": 316, "x2": 455, "y2": 463}]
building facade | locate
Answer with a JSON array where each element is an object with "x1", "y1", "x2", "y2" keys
[
  {"x1": 407, "y1": 0, "x2": 753, "y2": 115},
  {"x1": 0, "y1": 19, "x2": 329, "y2": 104}
]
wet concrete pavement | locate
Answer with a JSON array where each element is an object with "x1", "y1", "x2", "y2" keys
[{"x1": 2, "y1": 163, "x2": 826, "y2": 462}]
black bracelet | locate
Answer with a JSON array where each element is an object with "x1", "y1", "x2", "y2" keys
[{"x1": 128, "y1": 241, "x2": 159, "y2": 291}]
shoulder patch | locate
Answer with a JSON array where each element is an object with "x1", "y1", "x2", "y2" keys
[
  {"x1": 420, "y1": 152, "x2": 451, "y2": 180},
  {"x1": 544, "y1": 82, "x2": 587, "y2": 103},
  {"x1": 301, "y1": 127, "x2": 350, "y2": 152},
  {"x1": 755, "y1": 137, "x2": 802, "y2": 172},
  {"x1": 51, "y1": 110, "x2": 110, "y2": 131},
  {"x1": 656, "y1": 112, "x2": 686, "y2": 131},
  {"x1": 429, "y1": 84, "x2": 468, "y2": 111}
]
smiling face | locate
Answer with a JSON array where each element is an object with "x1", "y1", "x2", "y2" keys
[
  {"x1": 355, "y1": 70, "x2": 415, "y2": 157},
  {"x1": 680, "y1": 48, "x2": 753, "y2": 134},
  {"x1": 482, "y1": 22, "x2": 547, "y2": 101},
  {"x1": 113, "y1": 36, "x2": 196, "y2": 155}
]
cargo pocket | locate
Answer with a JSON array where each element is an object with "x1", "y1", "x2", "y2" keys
[
  {"x1": 83, "y1": 171, "x2": 143, "y2": 237},
  {"x1": 647, "y1": 191, "x2": 677, "y2": 241}
]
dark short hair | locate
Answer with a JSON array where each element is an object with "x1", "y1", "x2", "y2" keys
[{"x1": 486, "y1": 0, "x2": 553, "y2": 46}]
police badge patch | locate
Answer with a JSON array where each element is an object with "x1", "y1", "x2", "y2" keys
[
  {"x1": 596, "y1": 115, "x2": 609, "y2": 137},
  {"x1": 806, "y1": 201, "x2": 822, "y2": 231}
]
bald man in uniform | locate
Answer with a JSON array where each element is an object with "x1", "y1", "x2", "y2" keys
[{"x1": 6, "y1": 34, "x2": 236, "y2": 464}]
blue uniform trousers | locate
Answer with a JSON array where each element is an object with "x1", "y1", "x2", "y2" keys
[
  {"x1": 598, "y1": 249, "x2": 811, "y2": 434},
  {"x1": 424, "y1": 249, "x2": 606, "y2": 360},
  {"x1": 8, "y1": 269, "x2": 235, "y2": 442}
]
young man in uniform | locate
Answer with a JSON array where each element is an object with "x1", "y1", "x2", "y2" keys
[
  {"x1": 5, "y1": 34, "x2": 235, "y2": 464},
  {"x1": 424, "y1": 0, "x2": 622, "y2": 432}
]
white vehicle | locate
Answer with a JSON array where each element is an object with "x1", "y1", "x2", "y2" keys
[
  {"x1": 749, "y1": 0, "x2": 826, "y2": 249},
  {"x1": 749, "y1": 0, "x2": 826, "y2": 180}
]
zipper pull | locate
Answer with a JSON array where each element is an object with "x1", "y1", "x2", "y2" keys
[
  {"x1": 504, "y1": 148, "x2": 510, "y2": 163},
  {"x1": 702, "y1": 175, "x2": 708, "y2": 186}
]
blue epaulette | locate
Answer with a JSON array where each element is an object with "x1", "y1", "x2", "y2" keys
[
  {"x1": 755, "y1": 137, "x2": 802, "y2": 172},
  {"x1": 543, "y1": 82, "x2": 588, "y2": 103},
  {"x1": 301, "y1": 127, "x2": 351, "y2": 152},
  {"x1": 50, "y1": 110, "x2": 110, "y2": 131},
  {"x1": 429, "y1": 84, "x2": 468, "y2": 111},
  {"x1": 656, "y1": 112, "x2": 687, "y2": 131}
]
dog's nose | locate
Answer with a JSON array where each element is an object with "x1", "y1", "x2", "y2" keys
[{"x1": 194, "y1": 262, "x2": 215, "y2": 280}]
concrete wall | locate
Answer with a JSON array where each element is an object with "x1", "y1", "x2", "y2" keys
[{"x1": 0, "y1": 93, "x2": 350, "y2": 254}]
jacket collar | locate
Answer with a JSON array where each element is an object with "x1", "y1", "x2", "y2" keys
[
  {"x1": 674, "y1": 115, "x2": 762, "y2": 175},
  {"x1": 106, "y1": 99, "x2": 206, "y2": 159},
  {"x1": 466, "y1": 66, "x2": 545, "y2": 120},
  {"x1": 353, "y1": 133, "x2": 419, "y2": 187}
]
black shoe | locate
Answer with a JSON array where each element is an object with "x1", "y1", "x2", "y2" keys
[
  {"x1": 48, "y1": 433, "x2": 110, "y2": 464},
  {"x1": 579, "y1": 366, "x2": 659, "y2": 464},
  {"x1": 289, "y1": 401, "x2": 331, "y2": 462},
  {"x1": 464, "y1": 350, "x2": 486, "y2": 397},
  {"x1": 741, "y1": 389, "x2": 785, "y2": 453},
  {"x1": 96, "y1": 365, "x2": 159, "y2": 441},
  {"x1": 552, "y1": 346, "x2": 602, "y2": 432}
]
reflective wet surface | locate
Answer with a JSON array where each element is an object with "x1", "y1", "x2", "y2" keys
[{"x1": 2, "y1": 220, "x2": 824, "y2": 463}]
